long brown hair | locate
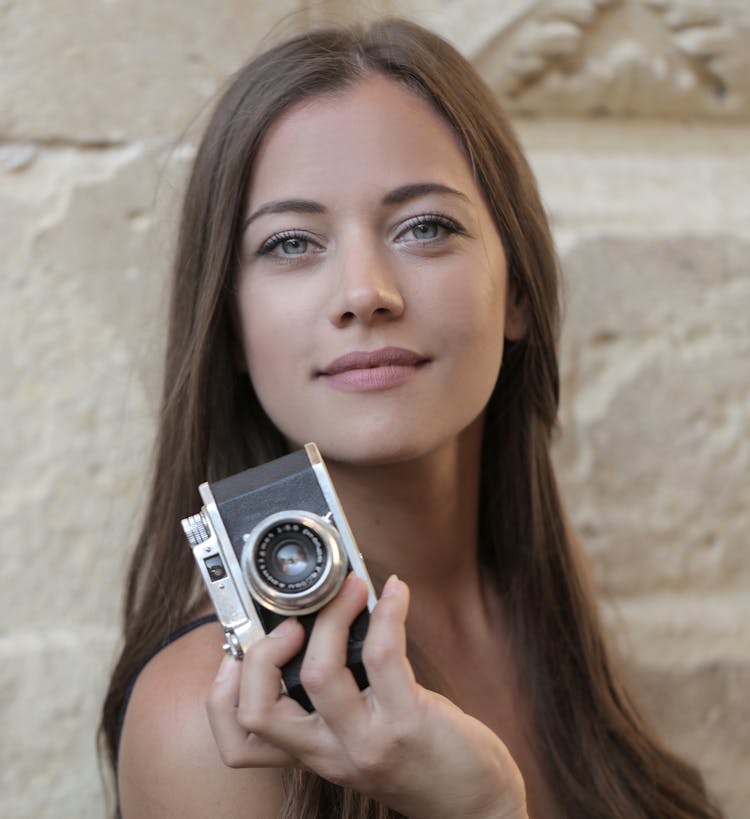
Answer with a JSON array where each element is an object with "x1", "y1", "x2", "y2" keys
[{"x1": 101, "y1": 18, "x2": 721, "y2": 818}]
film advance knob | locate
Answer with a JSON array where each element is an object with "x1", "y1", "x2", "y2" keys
[{"x1": 181, "y1": 513, "x2": 211, "y2": 547}]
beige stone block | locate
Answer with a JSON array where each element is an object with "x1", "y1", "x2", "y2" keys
[
  {"x1": 554, "y1": 235, "x2": 750, "y2": 598},
  {"x1": 626, "y1": 660, "x2": 750, "y2": 819},
  {"x1": 516, "y1": 122, "x2": 750, "y2": 242},
  {"x1": 0, "y1": 630, "x2": 115, "y2": 819},
  {"x1": 604, "y1": 592, "x2": 750, "y2": 668},
  {"x1": 0, "y1": 143, "x2": 192, "y2": 630},
  {"x1": 1, "y1": 0, "x2": 303, "y2": 142},
  {"x1": 8, "y1": 0, "x2": 747, "y2": 128}
]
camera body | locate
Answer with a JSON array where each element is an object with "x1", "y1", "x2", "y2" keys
[{"x1": 181, "y1": 442, "x2": 376, "y2": 711}]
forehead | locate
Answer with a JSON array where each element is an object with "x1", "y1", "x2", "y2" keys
[{"x1": 246, "y1": 74, "x2": 479, "y2": 207}]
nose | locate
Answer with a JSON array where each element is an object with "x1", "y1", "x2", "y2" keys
[{"x1": 328, "y1": 243, "x2": 405, "y2": 327}]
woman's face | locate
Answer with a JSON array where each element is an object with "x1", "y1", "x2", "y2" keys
[{"x1": 236, "y1": 74, "x2": 523, "y2": 465}]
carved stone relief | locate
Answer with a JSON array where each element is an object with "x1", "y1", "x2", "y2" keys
[
  {"x1": 401, "y1": 0, "x2": 750, "y2": 119},
  {"x1": 468, "y1": 0, "x2": 750, "y2": 118}
]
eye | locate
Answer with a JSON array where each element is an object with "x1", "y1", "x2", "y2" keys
[
  {"x1": 410, "y1": 222, "x2": 439, "y2": 240},
  {"x1": 277, "y1": 236, "x2": 308, "y2": 255},
  {"x1": 257, "y1": 230, "x2": 322, "y2": 258},
  {"x1": 396, "y1": 214, "x2": 463, "y2": 244}
]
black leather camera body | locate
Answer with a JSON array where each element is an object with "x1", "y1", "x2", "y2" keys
[{"x1": 181, "y1": 443, "x2": 375, "y2": 711}]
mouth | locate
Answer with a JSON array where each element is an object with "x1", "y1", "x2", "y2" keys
[
  {"x1": 317, "y1": 346, "x2": 430, "y2": 392},
  {"x1": 320, "y1": 346, "x2": 428, "y2": 375}
]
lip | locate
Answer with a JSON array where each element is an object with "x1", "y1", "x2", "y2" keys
[{"x1": 318, "y1": 346, "x2": 429, "y2": 392}]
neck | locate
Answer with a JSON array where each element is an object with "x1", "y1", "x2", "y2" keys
[{"x1": 326, "y1": 418, "x2": 487, "y2": 614}]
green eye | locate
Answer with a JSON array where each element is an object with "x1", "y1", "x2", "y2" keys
[
  {"x1": 258, "y1": 231, "x2": 318, "y2": 258},
  {"x1": 280, "y1": 237, "x2": 308, "y2": 254},
  {"x1": 410, "y1": 222, "x2": 439, "y2": 239},
  {"x1": 398, "y1": 213, "x2": 461, "y2": 244}
]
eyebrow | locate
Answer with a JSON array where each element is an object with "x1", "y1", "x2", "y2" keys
[
  {"x1": 242, "y1": 182, "x2": 470, "y2": 232},
  {"x1": 243, "y1": 199, "x2": 326, "y2": 231},
  {"x1": 381, "y1": 182, "x2": 470, "y2": 207}
]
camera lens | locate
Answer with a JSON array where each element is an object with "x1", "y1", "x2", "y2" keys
[
  {"x1": 271, "y1": 541, "x2": 313, "y2": 580},
  {"x1": 241, "y1": 512, "x2": 347, "y2": 616},
  {"x1": 257, "y1": 524, "x2": 324, "y2": 591}
]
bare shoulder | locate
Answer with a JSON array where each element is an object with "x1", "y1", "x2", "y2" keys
[{"x1": 118, "y1": 618, "x2": 284, "y2": 818}]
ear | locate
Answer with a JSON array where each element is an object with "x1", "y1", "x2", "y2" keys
[{"x1": 504, "y1": 279, "x2": 527, "y2": 341}]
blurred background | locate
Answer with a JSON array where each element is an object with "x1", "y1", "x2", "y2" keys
[{"x1": 1, "y1": 1, "x2": 748, "y2": 816}]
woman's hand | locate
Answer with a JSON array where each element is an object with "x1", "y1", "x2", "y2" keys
[{"x1": 207, "y1": 574, "x2": 527, "y2": 819}]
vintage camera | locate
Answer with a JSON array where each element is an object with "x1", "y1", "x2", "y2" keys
[{"x1": 180, "y1": 442, "x2": 376, "y2": 711}]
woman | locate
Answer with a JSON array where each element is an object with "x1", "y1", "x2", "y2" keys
[{"x1": 100, "y1": 17, "x2": 722, "y2": 819}]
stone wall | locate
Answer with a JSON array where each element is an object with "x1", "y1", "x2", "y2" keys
[{"x1": 1, "y1": 1, "x2": 747, "y2": 816}]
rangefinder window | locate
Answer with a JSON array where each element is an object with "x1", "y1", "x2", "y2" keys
[{"x1": 203, "y1": 555, "x2": 227, "y2": 582}]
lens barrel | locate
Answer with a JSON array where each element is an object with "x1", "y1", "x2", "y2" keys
[
  {"x1": 240, "y1": 511, "x2": 347, "y2": 616},
  {"x1": 257, "y1": 523, "x2": 325, "y2": 590}
]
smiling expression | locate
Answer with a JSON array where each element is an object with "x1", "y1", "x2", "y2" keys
[{"x1": 236, "y1": 74, "x2": 524, "y2": 465}]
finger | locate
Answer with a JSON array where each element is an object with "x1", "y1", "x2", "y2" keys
[
  {"x1": 206, "y1": 654, "x2": 295, "y2": 768},
  {"x1": 299, "y1": 573, "x2": 369, "y2": 725},
  {"x1": 361, "y1": 574, "x2": 416, "y2": 714},
  {"x1": 239, "y1": 618, "x2": 307, "y2": 720},
  {"x1": 236, "y1": 618, "x2": 336, "y2": 761}
]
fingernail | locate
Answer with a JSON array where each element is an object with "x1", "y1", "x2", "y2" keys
[
  {"x1": 270, "y1": 617, "x2": 298, "y2": 638},
  {"x1": 381, "y1": 573, "x2": 401, "y2": 598},
  {"x1": 214, "y1": 653, "x2": 236, "y2": 683}
]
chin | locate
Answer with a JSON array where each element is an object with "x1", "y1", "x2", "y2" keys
[
  {"x1": 280, "y1": 407, "x2": 485, "y2": 470},
  {"x1": 294, "y1": 437, "x2": 417, "y2": 468},
  {"x1": 303, "y1": 426, "x2": 473, "y2": 471}
]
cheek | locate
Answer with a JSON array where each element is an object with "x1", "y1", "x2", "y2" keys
[
  {"x1": 236, "y1": 287, "x2": 293, "y2": 390},
  {"x1": 235, "y1": 279, "x2": 320, "y2": 436},
  {"x1": 432, "y1": 265, "x2": 507, "y2": 356},
  {"x1": 238, "y1": 274, "x2": 298, "y2": 341}
]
